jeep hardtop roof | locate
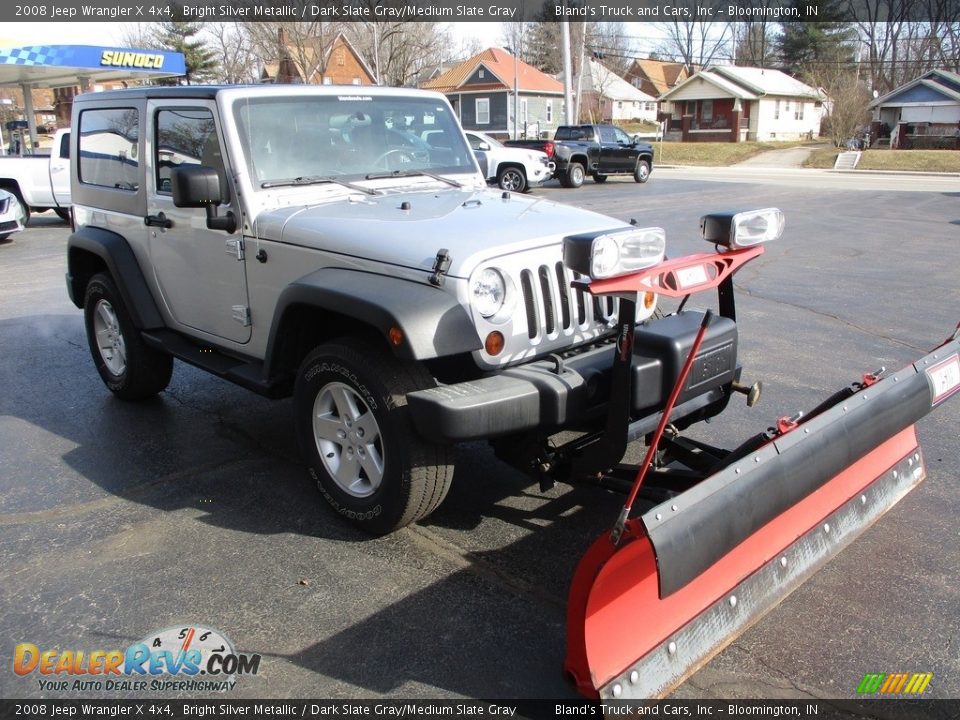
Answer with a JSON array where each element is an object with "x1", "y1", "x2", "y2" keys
[{"x1": 73, "y1": 85, "x2": 449, "y2": 104}]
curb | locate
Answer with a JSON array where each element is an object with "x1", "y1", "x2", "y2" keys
[
  {"x1": 827, "y1": 168, "x2": 960, "y2": 178},
  {"x1": 655, "y1": 165, "x2": 960, "y2": 177}
]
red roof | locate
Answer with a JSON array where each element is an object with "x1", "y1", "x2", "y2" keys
[{"x1": 422, "y1": 47, "x2": 563, "y2": 94}]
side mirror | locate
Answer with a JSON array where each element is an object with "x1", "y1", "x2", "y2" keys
[
  {"x1": 170, "y1": 165, "x2": 235, "y2": 233},
  {"x1": 171, "y1": 165, "x2": 221, "y2": 207}
]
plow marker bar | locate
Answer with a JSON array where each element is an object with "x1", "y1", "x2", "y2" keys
[{"x1": 565, "y1": 337, "x2": 960, "y2": 699}]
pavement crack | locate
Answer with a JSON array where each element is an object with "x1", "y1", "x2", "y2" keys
[
  {"x1": 734, "y1": 646, "x2": 823, "y2": 700},
  {"x1": 163, "y1": 389, "x2": 300, "y2": 464}
]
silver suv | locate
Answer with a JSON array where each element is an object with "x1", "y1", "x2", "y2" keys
[{"x1": 67, "y1": 85, "x2": 733, "y2": 533}]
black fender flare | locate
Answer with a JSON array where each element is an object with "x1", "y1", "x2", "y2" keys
[
  {"x1": 66, "y1": 226, "x2": 165, "y2": 329},
  {"x1": 567, "y1": 153, "x2": 591, "y2": 172},
  {"x1": 264, "y1": 268, "x2": 482, "y2": 371}
]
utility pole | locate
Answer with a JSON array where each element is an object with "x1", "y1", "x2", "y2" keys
[
  {"x1": 514, "y1": 51, "x2": 520, "y2": 140},
  {"x1": 562, "y1": 21, "x2": 573, "y2": 125},
  {"x1": 506, "y1": 34, "x2": 522, "y2": 140}
]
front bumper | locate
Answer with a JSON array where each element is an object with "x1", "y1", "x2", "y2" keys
[{"x1": 408, "y1": 311, "x2": 737, "y2": 443}]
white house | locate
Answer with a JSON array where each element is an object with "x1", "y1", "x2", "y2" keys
[
  {"x1": 575, "y1": 58, "x2": 658, "y2": 123},
  {"x1": 660, "y1": 65, "x2": 826, "y2": 142}
]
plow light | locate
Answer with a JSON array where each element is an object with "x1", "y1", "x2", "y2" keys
[
  {"x1": 701, "y1": 208, "x2": 785, "y2": 249},
  {"x1": 564, "y1": 227, "x2": 666, "y2": 280}
]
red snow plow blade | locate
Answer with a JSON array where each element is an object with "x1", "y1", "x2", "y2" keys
[
  {"x1": 566, "y1": 338, "x2": 960, "y2": 699},
  {"x1": 559, "y1": 228, "x2": 960, "y2": 698}
]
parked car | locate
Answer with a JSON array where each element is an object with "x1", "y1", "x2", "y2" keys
[
  {"x1": 506, "y1": 123, "x2": 654, "y2": 189},
  {"x1": 0, "y1": 128, "x2": 71, "y2": 223},
  {"x1": 464, "y1": 131, "x2": 554, "y2": 192},
  {"x1": 0, "y1": 187, "x2": 26, "y2": 240}
]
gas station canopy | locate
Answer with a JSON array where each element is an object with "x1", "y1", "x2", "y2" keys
[
  {"x1": 0, "y1": 43, "x2": 186, "y2": 87},
  {"x1": 0, "y1": 42, "x2": 185, "y2": 152}
]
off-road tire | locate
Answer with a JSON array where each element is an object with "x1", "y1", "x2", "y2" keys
[
  {"x1": 634, "y1": 159, "x2": 651, "y2": 184},
  {"x1": 294, "y1": 338, "x2": 454, "y2": 535},
  {"x1": 592, "y1": 173, "x2": 608, "y2": 184},
  {"x1": 497, "y1": 166, "x2": 527, "y2": 193},
  {"x1": 560, "y1": 162, "x2": 585, "y2": 189},
  {"x1": 83, "y1": 273, "x2": 173, "y2": 400}
]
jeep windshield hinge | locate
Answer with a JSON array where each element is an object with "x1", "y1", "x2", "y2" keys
[
  {"x1": 429, "y1": 249, "x2": 452, "y2": 287},
  {"x1": 225, "y1": 238, "x2": 245, "y2": 261}
]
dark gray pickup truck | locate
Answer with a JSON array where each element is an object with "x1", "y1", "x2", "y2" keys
[{"x1": 506, "y1": 123, "x2": 654, "y2": 188}]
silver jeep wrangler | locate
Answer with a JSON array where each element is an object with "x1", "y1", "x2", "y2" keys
[{"x1": 67, "y1": 85, "x2": 737, "y2": 533}]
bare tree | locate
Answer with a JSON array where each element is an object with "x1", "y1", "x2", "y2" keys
[
  {"x1": 206, "y1": 23, "x2": 259, "y2": 84},
  {"x1": 803, "y1": 62, "x2": 870, "y2": 147},
  {"x1": 117, "y1": 23, "x2": 155, "y2": 49},
  {"x1": 584, "y1": 23, "x2": 635, "y2": 76},
  {"x1": 854, "y1": 0, "x2": 960, "y2": 94},
  {"x1": 732, "y1": 21, "x2": 778, "y2": 67},
  {"x1": 241, "y1": 22, "x2": 344, "y2": 84},
  {"x1": 520, "y1": 21, "x2": 632, "y2": 76},
  {"x1": 346, "y1": 22, "x2": 455, "y2": 87},
  {"x1": 655, "y1": 21, "x2": 734, "y2": 72}
]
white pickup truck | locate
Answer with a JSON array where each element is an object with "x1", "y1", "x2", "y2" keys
[
  {"x1": 0, "y1": 128, "x2": 71, "y2": 223},
  {"x1": 465, "y1": 130, "x2": 554, "y2": 193}
]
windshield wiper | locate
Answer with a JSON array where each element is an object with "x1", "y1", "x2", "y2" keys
[
  {"x1": 364, "y1": 169, "x2": 463, "y2": 188},
  {"x1": 261, "y1": 176, "x2": 379, "y2": 196}
]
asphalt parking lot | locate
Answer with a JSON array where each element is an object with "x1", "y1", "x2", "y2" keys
[{"x1": 1, "y1": 169, "x2": 958, "y2": 702}]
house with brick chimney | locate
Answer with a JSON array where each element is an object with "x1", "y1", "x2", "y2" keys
[{"x1": 260, "y1": 31, "x2": 376, "y2": 86}]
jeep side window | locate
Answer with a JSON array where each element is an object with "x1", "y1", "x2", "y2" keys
[
  {"x1": 78, "y1": 108, "x2": 139, "y2": 191},
  {"x1": 155, "y1": 109, "x2": 227, "y2": 200}
]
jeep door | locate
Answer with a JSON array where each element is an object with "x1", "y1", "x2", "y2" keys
[{"x1": 145, "y1": 100, "x2": 251, "y2": 344}]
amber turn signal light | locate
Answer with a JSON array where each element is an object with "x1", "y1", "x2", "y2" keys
[{"x1": 484, "y1": 331, "x2": 505, "y2": 356}]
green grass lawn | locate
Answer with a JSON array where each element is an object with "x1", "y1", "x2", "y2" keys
[
  {"x1": 804, "y1": 147, "x2": 960, "y2": 172},
  {"x1": 651, "y1": 141, "x2": 791, "y2": 166}
]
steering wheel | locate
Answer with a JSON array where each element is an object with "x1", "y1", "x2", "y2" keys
[{"x1": 372, "y1": 148, "x2": 416, "y2": 170}]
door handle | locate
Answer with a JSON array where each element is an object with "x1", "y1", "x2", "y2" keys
[{"x1": 144, "y1": 212, "x2": 173, "y2": 229}]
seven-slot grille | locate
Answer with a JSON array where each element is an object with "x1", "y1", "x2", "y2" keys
[{"x1": 518, "y1": 261, "x2": 617, "y2": 341}]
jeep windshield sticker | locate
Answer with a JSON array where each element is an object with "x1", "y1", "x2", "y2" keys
[{"x1": 337, "y1": 96, "x2": 372, "y2": 102}]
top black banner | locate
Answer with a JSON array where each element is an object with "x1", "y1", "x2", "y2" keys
[{"x1": 4, "y1": 0, "x2": 957, "y2": 24}]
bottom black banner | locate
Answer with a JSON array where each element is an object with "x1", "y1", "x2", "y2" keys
[{"x1": 0, "y1": 699, "x2": 958, "y2": 720}]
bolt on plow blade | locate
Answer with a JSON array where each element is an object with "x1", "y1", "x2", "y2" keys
[{"x1": 565, "y1": 339, "x2": 960, "y2": 699}]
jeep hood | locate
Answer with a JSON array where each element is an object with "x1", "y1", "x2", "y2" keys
[{"x1": 252, "y1": 187, "x2": 628, "y2": 278}]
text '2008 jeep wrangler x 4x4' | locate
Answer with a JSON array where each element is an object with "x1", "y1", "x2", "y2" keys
[{"x1": 67, "y1": 85, "x2": 960, "y2": 698}]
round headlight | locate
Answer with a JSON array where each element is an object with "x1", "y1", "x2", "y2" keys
[
  {"x1": 591, "y1": 236, "x2": 621, "y2": 278},
  {"x1": 472, "y1": 268, "x2": 506, "y2": 318}
]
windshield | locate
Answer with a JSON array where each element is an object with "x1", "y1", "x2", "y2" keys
[{"x1": 232, "y1": 94, "x2": 477, "y2": 186}]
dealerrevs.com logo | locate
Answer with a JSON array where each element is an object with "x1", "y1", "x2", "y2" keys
[{"x1": 14, "y1": 625, "x2": 261, "y2": 693}]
